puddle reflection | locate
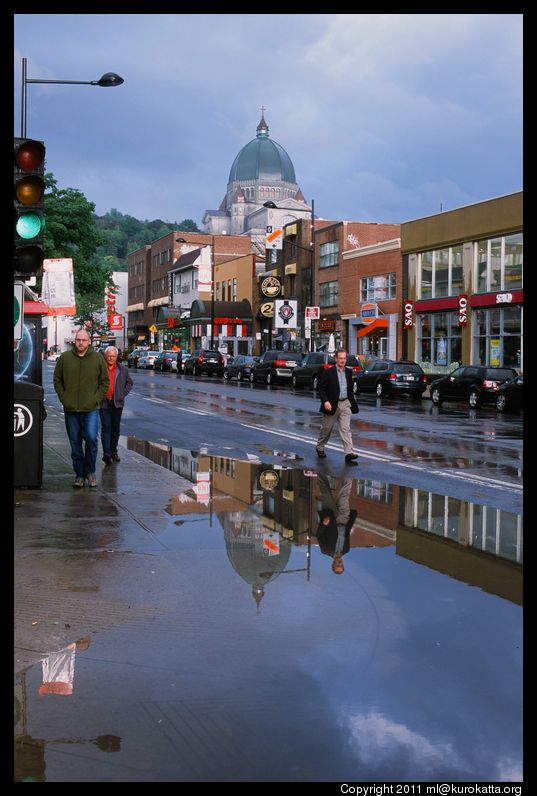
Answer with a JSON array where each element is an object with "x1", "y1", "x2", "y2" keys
[{"x1": 128, "y1": 437, "x2": 522, "y2": 605}]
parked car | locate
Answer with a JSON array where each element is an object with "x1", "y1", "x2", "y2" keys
[
  {"x1": 127, "y1": 347, "x2": 148, "y2": 368},
  {"x1": 249, "y1": 350, "x2": 303, "y2": 385},
  {"x1": 430, "y1": 365, "x2": 518, "y2": 409},
  {"x1": 183, "y1": 349, "x2": 225, "y2": 377},
  {"x1": 292, "y1": 352, "x2": 335, "y2": 390},
  {"x1": 153, "y1": 351, "x2": 177, "y2": 372},
  {"x1": 495, "y1": 374, "x2": 523, "y2": 414},
  {"x1": 353, "y1": 359, "x2": 427, "y2": 398},
  {"x1": 137, "y1": 350, "x2": 160, "y2": 369},
  {"x1": 223, "y1": 355, "x2": 259, "y2": 381}
]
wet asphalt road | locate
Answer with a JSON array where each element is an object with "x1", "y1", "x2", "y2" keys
[
  {"x1": 43, "y1": 365, "x2": 522, "y2": 514},
  {"x1": 15, "y1": 363, "x2": 521, "y2": 782}
]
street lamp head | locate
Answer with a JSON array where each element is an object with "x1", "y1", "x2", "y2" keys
[
  {"x1": 95, "y1": 72, "x2": 124, "y2": 87},
  {"x1": 176, "y1": 237, "x2": 187, "y2": 243},
  {"x1": 262, "y1": 201, "x2": 278, "y2": 209}
]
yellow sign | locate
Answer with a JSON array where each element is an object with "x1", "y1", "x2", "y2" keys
[
  {"x1": 260, "y1": 302, "x2": 274, "y2": 318},
  {"x1": 149, "y1": 324, "x2": 157, "y2": 333}
]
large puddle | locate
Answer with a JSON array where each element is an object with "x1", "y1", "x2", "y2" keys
[{"x1": 15, "y1": 440, "x2": 522, "y2": 782}]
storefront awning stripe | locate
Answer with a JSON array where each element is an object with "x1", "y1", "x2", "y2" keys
[{"x1": 357, "y1": 318, "x2": 389, "y2": 337}]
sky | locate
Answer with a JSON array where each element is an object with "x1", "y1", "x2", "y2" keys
[{"x1": 14, "y1": 13, "x2": 522, "y2": 227}]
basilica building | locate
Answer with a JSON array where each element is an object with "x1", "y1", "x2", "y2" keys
[{"x1": 202, "y1": 112, "x2": 312, "y2": 253}]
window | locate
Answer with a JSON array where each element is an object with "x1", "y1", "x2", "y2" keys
[
  {"x1": 473, "y1": 306, "x2": 522, "y2": 370},
  {"x1": 228, "y1": 280, "x2": 232, "y2": 301},
  {"x1": 417, "y1": 312, "x2": 462, "y2": 374},
  {"x1": 319, "y1": 241, "x2": 339, "y2": 268},
  {"x1": 418, "y1": 246, "x2": 464, "y2": 298},
  {"x1": 319, "y1": 281, "x2": 339, "y2": 307},
  {"x1": 216, "y1": 282, "x2": 220, "y2": 301},
  {"x1": 360, "y1": 274, "x2": 396, "y2": 301},
  {"x1": 474, "y1": 233, "x2": 523, "y2": 293},
  {"x1": 233, "y1": 278, "x2": 237, "y2": 301}
]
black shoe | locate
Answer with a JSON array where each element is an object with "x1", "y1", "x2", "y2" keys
[
  {"x1": 345, "y1": 454, "x2": 358, "y2": 464},
  {"x1": 316, "y1": 449, "x2": 327, "y2": 458},
  {"x1": 111, "y1": 453, "x2": 121, "y2": 462},
  {"x1": 102, "y1": 454, "x2": 112, "y2": 465}
]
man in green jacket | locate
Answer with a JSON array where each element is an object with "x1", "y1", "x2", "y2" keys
[{"x1": 53, "y1": 329, "x2": 109, "y2": 488}]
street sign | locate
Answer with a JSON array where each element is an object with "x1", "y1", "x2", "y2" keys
[
  {"x1": 305, "y1": 306, "x2": 320, "y2": 319},
  {"x1": 265, "y1": 227, "x2": 283, "y2": 249},
  {"x1": 149, "y1": 324, "x2": 157, "y2": 333},
  {"x1": 14, "y1": 281, "x2": 24, "y2": 341}
]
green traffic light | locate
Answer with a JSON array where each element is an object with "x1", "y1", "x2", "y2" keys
[{"x1": 16, "y1": 211, "x2": 44, "y2": 240}]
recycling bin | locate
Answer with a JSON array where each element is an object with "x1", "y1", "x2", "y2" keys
[{"x1": 14, "y1": 381, "x2": 45, "y2": 488}]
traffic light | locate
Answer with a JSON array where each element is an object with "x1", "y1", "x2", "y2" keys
[{"x1": 14, "y1": 137, "x2": 46, "y2": 277}]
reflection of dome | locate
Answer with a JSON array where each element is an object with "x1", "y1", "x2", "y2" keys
[
  {"x1": 228, "y1": 113, "x2": 296, "y2": 184},
  {"x1": 220, "y1": 511, "x2": 292, "y2": 612}
]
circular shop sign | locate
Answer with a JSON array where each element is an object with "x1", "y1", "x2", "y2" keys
[
  {"x1": 261, "y1": 276, "x2": 282, "y2": 298},
  {"x1": 259, "y1": 470, "x2": 280, "y2": 491}
]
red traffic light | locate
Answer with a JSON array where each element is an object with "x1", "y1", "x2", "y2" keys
[{"x1": 15, "y1": 139, "x2": 45, "y2": 171}]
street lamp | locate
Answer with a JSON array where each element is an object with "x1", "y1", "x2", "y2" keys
[
  {"x1": 262, "y1": 199, "x2": 316, "y2": 351},
  {"x1": 20, "y1": 57, "x2": 124, "y2": 137},
  {"x1": 176, "y1": 236, "x2": 215, "y2": 348}
]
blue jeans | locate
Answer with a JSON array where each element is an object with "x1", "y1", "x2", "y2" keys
[
  {"x1": 64, "y1": 410, "x2": 99, "y2": 478},
  {"x1": 99, "y1": 401, "x2": 123, "y2": 456}
]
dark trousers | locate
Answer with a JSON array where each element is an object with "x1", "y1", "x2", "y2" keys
[
  {"x1": 64, "y1": 410, "x2": 99, "y2": 478},
  {"x1": 99, "y1": 401, "x2": 123, "y2": 456}
]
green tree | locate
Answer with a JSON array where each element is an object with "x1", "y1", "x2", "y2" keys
[
  {"x1": 44, "y1": 173, "x2": 112, "y2": 298},
  {"x1": 71, "y1": 294, "x2": 110, "y2": 342}
]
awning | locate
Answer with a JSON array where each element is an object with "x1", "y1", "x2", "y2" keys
[
  {"x1": 24, "y1": 300, "x2": 50, "y2": 315},
  {"x1": 357, "y1": 318, "x2": 389, "y2": 337}
]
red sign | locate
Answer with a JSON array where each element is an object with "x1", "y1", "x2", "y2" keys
[
  {"x1": 318, "y1": 320, "x2": 335, "y2": 331},
  {"x1": 167, "y1": 316, "x2": 175, "y2": 328},
  {"x1": 403, "y1": 300, "x2": 414, "y2": 329},
  {"x1": 305, "y1": 306, "x2": 320, "y2": 319},
  {"x1": 458, "y1": 294, "x2": 468, "y2": 326},
  {"x1": 108, "y1": 314, "x2": 123, "y2": 330}
]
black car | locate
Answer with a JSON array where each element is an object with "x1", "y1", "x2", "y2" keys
[
  {"x1": 183, "y1": 349, "x2": 225, "y2": 377},
  {"x1": 495, "y1": 374, "x2": 523, "y2": 414},
  {"x1": 291, "y1": 353, "x2": 362, "y2": 390},
  {"x1": 249, "y1": 350, "x2": 303, "y2": 385},
  {"x1": 430, "y1": 365, "x2": 518, "y2": 409},
  {"x1": 353, "y1": 359, "x2": 427, "y2": 399},
  {"x1": 223, "y1": 355, "x2": 259, "y2": 381},
  {"x1": 153, "y1": 351, "x2": 177, "y2": 372}
]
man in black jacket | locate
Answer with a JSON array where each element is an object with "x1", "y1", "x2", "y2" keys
[
  {"x1": 315, "y1": 474, "x2": 356, "y2": 574},
  {"x1": 316, "y1": 348, "x2": 359, "y2": 464}
]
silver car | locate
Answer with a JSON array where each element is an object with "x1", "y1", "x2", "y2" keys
[{"x1": 137, "y1": 350, "x2": 160, "y2": 369}]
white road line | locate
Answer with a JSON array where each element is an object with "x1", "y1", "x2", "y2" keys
[
  {"x1": 141, "y1": 396, "x2": 209, "y2": 415},
  {"x1": 240, "y1": 422, "x2": 398, "y2": 463},
  {"x1": 241, "y1": 422, "x2": 522, "y2": 493}
]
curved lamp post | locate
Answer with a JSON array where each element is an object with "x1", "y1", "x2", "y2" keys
[
  {"x1": 177, "y1": 236, "x2": 215, "y2": 348},
  {"x1": 20, "y1": 57, "x2": 124, "y2": 137},
  {"x1": 262, "y1": 199, "x2": 316, "y2": 350}
]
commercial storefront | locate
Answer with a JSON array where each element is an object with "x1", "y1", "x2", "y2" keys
[
  {"x1": 401, "y1": 192, "x2": 522, "y2": 375},
  {"x1": 185, "y1": 299, "x2": 253, "y2": 355}
]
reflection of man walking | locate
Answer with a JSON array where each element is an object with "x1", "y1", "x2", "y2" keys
[{"x1": 315, "y1": 475, "x2": 356, "y2": 575}]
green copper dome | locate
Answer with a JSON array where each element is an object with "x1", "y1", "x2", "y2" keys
[{"x1": 228, "y1": 114, "x2": 296, "y2": 184}]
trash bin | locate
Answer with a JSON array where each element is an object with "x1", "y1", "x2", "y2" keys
[{"x1": 14, "y1": 381, "x2": 45, "y2": 488}]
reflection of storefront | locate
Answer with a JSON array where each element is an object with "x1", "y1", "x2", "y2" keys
[{"x1": 402, "y1": 192, "x2": 523, "y2": 374}]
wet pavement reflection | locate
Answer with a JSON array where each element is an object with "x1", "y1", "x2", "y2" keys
[{"x1": 15, "y1": 439, "x2": 522, "y2": 782}]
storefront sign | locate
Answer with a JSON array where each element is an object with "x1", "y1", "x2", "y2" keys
[
  {"x1": 260, "y1": 276, "x2": 282, "y2": 298},
  {"x1": 404, "y1": 299, "x2": 414, "y2": 329},
  {"x1": 275, "y1": 300, "x2": 297, "y2": 328},
  {"x1": 318, "y1": 320, "x2": 335, "y2": 331},
  {"x1": 496, "y1": 293, "x2": 513, "y2": 304},
  {"x1": 260, "y1": 302, "x2": 274, "y2": 318},
  {"x1": 260, "y1": 470, "x2": 279, "y2": 491},
  {"x1": 360, "y1": 302, "x2": 378, "y2": 325},
  {"x1": 458, "y1": 294, "x2": 468, "y2": 326}
]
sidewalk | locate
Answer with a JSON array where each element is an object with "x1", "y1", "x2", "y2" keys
[{"x1": 14, "y1": 406, "x2": 192, "y2": 675}]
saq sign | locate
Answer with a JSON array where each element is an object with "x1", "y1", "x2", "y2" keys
[
  {"x1": 458, "y1": 294, "x2": 468, "y2": 326},
  {"x1": 403, "y1": 300, "x2": 413, "y2": 329}
]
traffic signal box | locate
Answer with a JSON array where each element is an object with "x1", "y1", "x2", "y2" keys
[{"x1": 14, "y1": 137, "x2": 46, "y2": 277}]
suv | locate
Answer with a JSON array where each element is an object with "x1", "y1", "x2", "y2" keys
[
  {"x1": 353, "y1": 359, "x2": 427, "y2": 399},
  {"x1": 291, "y1": 353, "x2": 362, "y2": 390},
  {"x1": 183, "y1": 349, "x2": 225, "y2": 377},
  {"x1": 430, "y1": 365, "x2": 518, "y2": 408},
  {"x1": 249, "y1": 350, "x2": 303, "y2": 385}
]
